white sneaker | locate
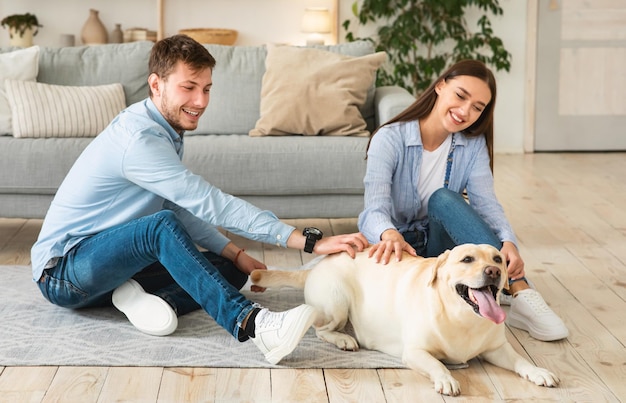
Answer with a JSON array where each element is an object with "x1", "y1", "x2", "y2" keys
[
  {"x1": 499, "y1": 291, "x2": 513, "y2": 306},
  {"x1": 500, "y1": 279, "x2": 536, "y2": 306},
  {"x1": 251, "y1": 305, "x2": 316, "y2": 365},
  {"x1": 506, "y1": 289, "x2": 568, "y2": 341},
  {"x1": 112, "y1": 279, "x2": 178, "y2": 336}
]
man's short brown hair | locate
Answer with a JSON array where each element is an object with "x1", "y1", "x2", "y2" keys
[{"x1": 148, "y1": 34, "x2": 216, "y2": 97}]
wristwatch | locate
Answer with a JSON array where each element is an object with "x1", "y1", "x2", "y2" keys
[{"x1": 302, "y1": 227, "x2": 323, "y2": 253}]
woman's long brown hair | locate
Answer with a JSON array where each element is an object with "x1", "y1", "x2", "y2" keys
[{"x1": 368, "y1": 59, "x2": 497, "y2": 171}]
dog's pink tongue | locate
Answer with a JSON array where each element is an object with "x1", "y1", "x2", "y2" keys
[{"x1": 472, "y1": 288, "x2": 506, "y2": 324}]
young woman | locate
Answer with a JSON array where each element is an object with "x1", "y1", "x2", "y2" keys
[{"x1": 358, "y1": 60, "x2": 568, "y2": 341}]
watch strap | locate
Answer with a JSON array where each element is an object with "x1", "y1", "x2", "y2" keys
[{"x1": 304, "y1": 236, "x2": 316, "y2": 253}]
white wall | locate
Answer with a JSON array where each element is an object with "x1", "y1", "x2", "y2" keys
[
  {"x1": 0, "y1": 0, "x2": 527, "y2": 153},
  {"x1": 0, "y1": 0, "x2": 339, "y2": 47},
  {"x1": 488, "y1": 0, "x2": 528, "y2": 154}
]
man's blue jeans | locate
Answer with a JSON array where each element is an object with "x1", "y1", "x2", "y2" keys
[
  {"x1": 37, "y1": 210, "x2": 256, "y2": 340},
  {"x1": 403, "y1": 188, "x2": 502, "y2": 257}
]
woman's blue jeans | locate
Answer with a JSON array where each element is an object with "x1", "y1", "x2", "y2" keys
[
  {"x1": 403, "y1": 188, "x2": 525, "y2": 287},
  {"x1": 404, "y1": 188, "x2": 502, "y2": 257},
  {"x1": 37, "y1": 210, "x2": 256, "y2": 340}
]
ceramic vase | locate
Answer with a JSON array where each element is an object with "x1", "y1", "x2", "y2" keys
[
  {"x1": 110, "y1": 23, "x2": 123, "y2": 43},
  {"x1": 81, "y1": 9, "x2": 108, "y2": 45},
  {"x1": 9, "y1": 27, "x2": 34, "y2": 47}
]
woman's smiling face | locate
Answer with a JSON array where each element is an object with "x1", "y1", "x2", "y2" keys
[{"x1": 433, "y1": 75, "x2": 492, "y2": 134}]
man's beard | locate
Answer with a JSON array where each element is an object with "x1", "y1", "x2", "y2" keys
[{"x1": 160, "y1": 93, "x2": 192, "y2": 133}]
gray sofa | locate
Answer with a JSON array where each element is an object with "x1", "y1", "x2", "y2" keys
[{"x1": 0, "y1": 41, "x2": 414, "y2": 219}]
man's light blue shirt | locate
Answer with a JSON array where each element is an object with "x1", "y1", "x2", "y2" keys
[
  {"x1": 31, "y1": 98, "x2": 295, "y2": 280},
  {"x1": 358, "y1": 120, "x2": 516, "y2": 245}
]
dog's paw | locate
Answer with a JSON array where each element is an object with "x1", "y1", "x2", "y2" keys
[
  {"x1": 330, "y1": 333, "x2": 359, "y2": 351},
  {"x1": 335, "y1": 335, "x2": 359, "y2": 351},
  {"x1": 433, "y1": 374, "x2": 461, "y2": 396},
  {"x1": 522, "y1": 367, "x2": 560, "y2": 387},
  {"x1": 316, "y1": 331, "x2": 359, "y2": 351}
]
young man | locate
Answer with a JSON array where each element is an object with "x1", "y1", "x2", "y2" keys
[{"x1": 31, "y1": 34, "x2": 368, "y2": 365}]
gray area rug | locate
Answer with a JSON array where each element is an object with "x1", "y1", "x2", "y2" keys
[{"x1": 0, "y1": 265, "x2": 403, "y2": 368}]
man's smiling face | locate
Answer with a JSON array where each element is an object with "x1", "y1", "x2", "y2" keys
[{"x1": 149, "y1": 61, "x2": 212, "y2": 133}]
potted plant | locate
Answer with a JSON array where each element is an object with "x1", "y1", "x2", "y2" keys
[
  {"x1": 1, "y1": 13, "x2": 42, "y2": 47},
  {"x1": 343, "y1": 0, "x2": 511, "y2": 96}
]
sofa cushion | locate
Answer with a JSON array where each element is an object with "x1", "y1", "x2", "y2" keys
[
  {"x1": 0, "y1": 136, "x2": 93, "y2": 195},
  {"x1": 36, "y1": 41, "x2": 152, "y2": 106},
  {"x1": 188, "y1": 41, "x2": 378, "y2": 136},
  {"x1": 5, "y1": 80, "x2": 125, "y2": 138},
  {"x1": 182, "y1": 134, "x2": 368, "y2": 196},
  {"x1": 0, "y1": 46, "x2": 40, "y2": 135},
  {"x1": 187, "y1": 45, "x2": 267, "y2": 136},
  {"x1": 249, "y1": 46, "x2": 386, "y2": 137}
]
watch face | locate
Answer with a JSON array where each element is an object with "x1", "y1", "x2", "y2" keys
[
  {"x1": 303, "y1": 227, "x2": 323, "y2": 239},
  {"x1": 307, "y1": 227, "x2": 322, "y2": 236}
]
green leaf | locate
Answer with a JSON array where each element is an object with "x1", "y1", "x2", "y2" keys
[{"x1": 343, "y1": 0, "x2": 511, "y2": 95}]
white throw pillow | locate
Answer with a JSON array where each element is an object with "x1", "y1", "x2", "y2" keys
[
  {"x1": 4, "y1": 80, "x2": 126, "y2": 138},
  {"x1": 0, "y1": 46, "x2": 40, "y2": 135}
]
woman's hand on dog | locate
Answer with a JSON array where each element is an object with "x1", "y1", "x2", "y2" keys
[{"x1": 369, "y1": 229, "x2": 418, "y2": 264}]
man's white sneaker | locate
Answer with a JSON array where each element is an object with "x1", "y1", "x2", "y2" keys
[
  {"x1": 506, "y1": 289, "x2": 568, "y2": 341},
  {"x1": 251, "y1": 304, "x2": 316, "y2": 365},
  {"x1": 112, "y1": 279, "x2": 178, "y2": 336}
]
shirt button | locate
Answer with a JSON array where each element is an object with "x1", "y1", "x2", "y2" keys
[
  {"x1": 248, "y1": 228, "x2": 254, "y2": 232},
  {"x1": 276, "y1": 234, "x2": 282, "y2": 240}
]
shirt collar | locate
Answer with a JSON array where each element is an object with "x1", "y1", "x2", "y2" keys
[
  {"x1": 146, "y1": 97, "x2": 184, "y2": 143},
  {"x1": 407, "y1": 120, "x2": 467, "y2": 147}
]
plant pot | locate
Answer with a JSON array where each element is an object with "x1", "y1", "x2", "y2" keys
[{"x1": 9, "y1": 26, "x2": 34, "y2": 47}]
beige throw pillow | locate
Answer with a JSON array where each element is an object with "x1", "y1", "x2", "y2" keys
[
  {"x1": 249, "y1": 46, "x2": 387, "y2": 137},
  {"x1": 5, "y1": 80, "x2": 125, "y2": 138}
]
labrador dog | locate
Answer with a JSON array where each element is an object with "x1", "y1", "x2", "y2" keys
[{"x1": 251, "y1": 243, "x2": 559, "y2": 396}]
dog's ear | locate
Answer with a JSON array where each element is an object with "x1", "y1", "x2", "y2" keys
[
  {"x1": 498, "y1": 251, "x2": 510, "y2": 291},
  {"x1": 428, "y1": 249, "x2": 450, "y2": 287}
]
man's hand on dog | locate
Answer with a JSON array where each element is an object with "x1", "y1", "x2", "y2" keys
[{"x1": 313, "y1": 232, "x2": 369, "y2": 258}]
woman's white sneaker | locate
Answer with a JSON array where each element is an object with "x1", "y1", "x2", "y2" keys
[
  {"x1": 251, "y1": 305, "x2": 316, "y2": 365},
  {"x1": 499, "y1": 292, "x2": 513, "y2": 306},
  {"x1": 112, "y1": 279, "x2": 178, "y2": 336},
  {"x1": 506, "y1": 289, "x2": 568, "y2": 341}
]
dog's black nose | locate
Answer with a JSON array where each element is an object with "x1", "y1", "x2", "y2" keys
[{"x1": 484, "y1": 266, "x2": 501, "y2": 279}]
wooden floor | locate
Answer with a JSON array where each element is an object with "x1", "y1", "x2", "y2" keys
[{"x1": 1, "y1": 152, "x2": 625, "y2": 402}]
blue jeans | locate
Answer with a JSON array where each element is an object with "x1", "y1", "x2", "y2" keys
[
  {"x1": 403, "y1": 188, "x2": 525, "y2": 286},
  {"x1": 424, "y1": 188, "x2": 502, "y2": 257},
  {"x1": 37, "y1": 210, "x2": 256, "y2": 340},
  {"x1": 403, "y1": 188, "x2": 501, "y2": 256}
]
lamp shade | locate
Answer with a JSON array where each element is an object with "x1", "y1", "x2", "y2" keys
[{"x1": 301, "y1": 8, "x2": 331, "y2": 33}]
